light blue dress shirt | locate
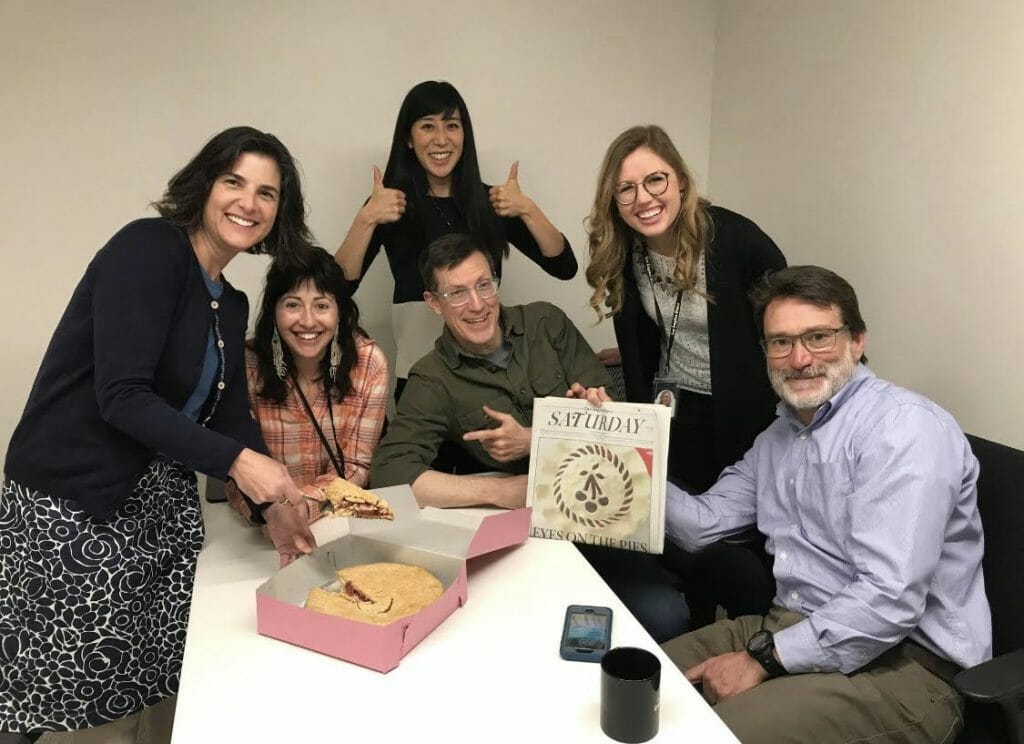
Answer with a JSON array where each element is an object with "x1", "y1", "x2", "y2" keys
[{"x1": 666, "y1": 364, "x2": 992, "y2": 673}]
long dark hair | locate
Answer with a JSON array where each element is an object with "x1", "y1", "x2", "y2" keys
[
  {"x1": 383, "y1": 81, "x2": 507, "y2": 261},
  {"x1": 252, "y1": 248, "x2": 365, "y2": 403},
  {"x1": 153, "y1": 126, "x2": 314, "y2": 264}
]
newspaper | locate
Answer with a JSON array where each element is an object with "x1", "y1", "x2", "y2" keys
[{"x1": 526, "y1": 397, "x2": 671, "y2": 554}]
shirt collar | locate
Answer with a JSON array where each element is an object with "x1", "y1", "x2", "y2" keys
[
  {"x1": 435, "y1": 304, "x2": 523, "y2": 368},
  {"x1": 777, "y1": 363, "x2": 875, "y2": 432}
]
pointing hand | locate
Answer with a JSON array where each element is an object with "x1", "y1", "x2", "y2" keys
[{"x1": 463, "y1": 405, "x2": 532, "y2": 462}]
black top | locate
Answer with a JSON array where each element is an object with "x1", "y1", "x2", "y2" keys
[
  {"x1": 613, "y1": 206, "x2": 787, "y2": 472},
  {"x1": 5, "y1": 218, "x2": 265, "y2": 519},
  {"x1": 351, "y1": 187, "x2": 578, "y2": 303}
]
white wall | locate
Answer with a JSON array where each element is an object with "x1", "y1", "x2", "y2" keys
[
  {"x1": 0, "y1": 0, "x2": 717, "y2": 459},
  {"x1": 10, "y1": 1, "x2": 1014, "y2": 461},
  {"x1": 710, "y1": 0, "x2": 1024, "y2": 448}
]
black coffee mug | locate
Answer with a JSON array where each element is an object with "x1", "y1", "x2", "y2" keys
[{"x1": 600, "y1": 646, "x2": 661, "y2": 743}]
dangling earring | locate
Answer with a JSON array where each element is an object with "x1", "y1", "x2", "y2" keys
[
  {"x1": 272, "y1": 327, "x2": 287, "y2": 381},
  {"x1": 328, "y1": 328, "x2": 341, "y2": 382}
]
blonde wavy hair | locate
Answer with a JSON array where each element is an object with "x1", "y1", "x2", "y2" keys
[{"x1": 585, "y1": 125, "x2": 712, "y2": 319}]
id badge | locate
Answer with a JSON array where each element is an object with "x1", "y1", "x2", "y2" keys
[{"x1": 652, "y1": 377, "x2": 677, "y2": 417}]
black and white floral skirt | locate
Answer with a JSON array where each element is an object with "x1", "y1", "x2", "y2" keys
[{"x1": 0, "y1": 458, "x2": 204, "y2": 733}]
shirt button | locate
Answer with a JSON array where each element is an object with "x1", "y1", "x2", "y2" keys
[
  {"x1": 217, "y1": 381, "x2": 226, "y2": 390},
  {"x1": 779, "y1": 552, "x2": 788, "y2": 560},
  {"x1": 799, "y1": 433, "x2": 807, "y2": 440},
  {"x1": 217, "y1": 339, "x2": 224, "y2": 348},
  {"x1": 210, "y1": 300, "x2": 219, "y2": 310},
  {"x1": 790, "y1": 591, "x2": 799, "y2": 600}
]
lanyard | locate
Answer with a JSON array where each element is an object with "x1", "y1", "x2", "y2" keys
[
  {"x1": 640, "y1": 249, "x2": 683, "y2": 376},
  {"x1": 292, "y1": 376, "x2": 346, "y2": 479}
]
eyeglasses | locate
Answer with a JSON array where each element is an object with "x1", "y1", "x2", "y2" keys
[
  {"x1": 761, "y1": 326, "x2": 850, "y2": 359},
  {"x1": 613, "y1": 171, "x2": 671, "y2": 205},
  {"x1": 434, "y1": 277, "x2": 500, "y2": 307}
]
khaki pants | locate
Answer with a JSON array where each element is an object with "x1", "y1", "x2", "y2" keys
[
  {"x1": 662, "y1": 608, "x2": 963, "y2": 744},
  {"x1": 37, "y1": 696, "x2": 175, "y2": 744}
]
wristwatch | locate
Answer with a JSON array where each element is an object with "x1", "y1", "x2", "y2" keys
[{"x1": 746, "y1": 629, "x2": 787, "y2": 678}]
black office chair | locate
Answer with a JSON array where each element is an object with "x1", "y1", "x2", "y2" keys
[
  {"x1": 954, "y1": 434, "x2": 1024, "y2": 744},
  {"x1": 604, "y1": 363, "x2": 627, "y2": 403}
]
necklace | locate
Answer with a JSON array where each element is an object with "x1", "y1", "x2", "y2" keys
[
  {"x1": 645, "y1": 249, "x2": 679, "y2": 293},
  {"x1": 426, "y1": 185, "x2": 456, "y2": 230}
]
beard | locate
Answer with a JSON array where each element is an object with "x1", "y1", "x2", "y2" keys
[{"x1": 768, "y1": 347, "x2": 859, "y2": 415}]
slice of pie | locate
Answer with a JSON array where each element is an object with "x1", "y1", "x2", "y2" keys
[
  {"x1": 305, "y1": 562, "x2": 443, "y2": 625},
  {"x1": 322, "y1": 478, "x2": 395, "y2": 520}
]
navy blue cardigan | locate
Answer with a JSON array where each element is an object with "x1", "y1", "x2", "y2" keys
[
  {"x1": 613, "y1": 206, "x2": 787, "y2": 473},
  {"x1": 5, "y1": 218, "x2": 265, "y2": 519}
]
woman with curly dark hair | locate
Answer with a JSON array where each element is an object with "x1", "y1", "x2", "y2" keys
[
  {"x1": 1, "y1": 126, "x2": 315, "y2": 742},
  {"x1": 226, "y1": 249, "x2": 388, "y2": 552}
]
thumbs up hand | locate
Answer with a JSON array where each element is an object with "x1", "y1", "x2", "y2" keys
[
  {"x1": 362, "y1": 165, "x2": 406, "y2": 225},
  {"x1": 488, "y1": 161, "x2": 533, "y2": 218}
]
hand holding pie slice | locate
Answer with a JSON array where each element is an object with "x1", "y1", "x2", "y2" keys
[{"x1": 318, "y1": 478, "x2": 395, "y2": 520}]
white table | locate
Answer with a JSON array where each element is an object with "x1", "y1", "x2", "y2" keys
[{"x1": 172, "y1": 498, "x2": 739, "y2": 743}]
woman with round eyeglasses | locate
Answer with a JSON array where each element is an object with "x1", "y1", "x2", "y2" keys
[
  {"x1": 587, "y1": 124, "x2": 786, "y2": 492},
  {"x1": 333, "y1": 80, "x2": 577, "y2": 402},
  {"x1": 584, "y1": 124, "x2": 786, "y2": 629}
]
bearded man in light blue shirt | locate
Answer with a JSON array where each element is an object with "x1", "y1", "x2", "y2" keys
[{"x1": 662, "y1": 265, "x2": 990, "y2": 744}]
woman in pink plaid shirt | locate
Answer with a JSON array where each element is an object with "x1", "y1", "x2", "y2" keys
[{"x1": 227, "y1": 248, "x2": 389, "y2": 562}]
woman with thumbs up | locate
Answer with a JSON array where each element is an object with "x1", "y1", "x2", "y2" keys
[{"x1": 334, "y1": 80, "x2": 576, "y2": 403}]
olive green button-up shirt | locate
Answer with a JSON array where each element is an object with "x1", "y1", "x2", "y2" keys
[{"x1": 371, "y1": 302, "x2": 612, "y2": 487}]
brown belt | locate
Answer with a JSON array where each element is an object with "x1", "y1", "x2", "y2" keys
[{"x1": 901, "y1": 640, "x2": 963, "y2": 684}]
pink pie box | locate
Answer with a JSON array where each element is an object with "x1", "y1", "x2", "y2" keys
[{"x1": 254, "y1": 484, "x2": 530, "y2": 673}]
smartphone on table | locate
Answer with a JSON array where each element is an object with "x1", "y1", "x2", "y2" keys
[{"x1": 560, "y1": 604, "x2": 613, "y2": 662}]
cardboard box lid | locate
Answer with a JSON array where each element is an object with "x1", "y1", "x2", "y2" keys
[{"x1": 347, "y1": 485, "x2": 531, "y2": 559}]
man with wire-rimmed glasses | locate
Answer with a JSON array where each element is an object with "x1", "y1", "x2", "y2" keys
[
  {"x1": 658, "y1": 265, "x2": 990, "y2": 744},
  {"x1": 370, "y1": 232, "x2": 611, "y2": 510}
]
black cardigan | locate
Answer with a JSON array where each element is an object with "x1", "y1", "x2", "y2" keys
[
  {"x1": 613, "y1": 206, "x2": 787, "y2": 471},
  {"x1": 5, "y1": 218, "x2": 265, "y2": 519}
]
